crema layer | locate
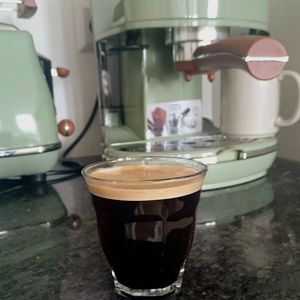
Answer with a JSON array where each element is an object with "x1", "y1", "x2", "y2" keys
[{"x1": 85, "y1": 164, "x2": 205, "y2": 201}]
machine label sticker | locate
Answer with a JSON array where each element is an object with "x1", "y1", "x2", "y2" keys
[{"x1": 146, "y1": 99, "x2": 202, "y2": 138}]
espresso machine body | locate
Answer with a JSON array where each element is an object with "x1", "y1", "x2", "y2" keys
[
  {"x1": 91, "y1": 0, "x2": 285, "y2": 190},
  {"x1": 0, "y1": 30, "x2": 60, "y2": 178}
]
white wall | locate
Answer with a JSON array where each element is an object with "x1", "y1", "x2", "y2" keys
[
  {"x1": 269, "y1": 0, "x2": 300, "y2": 161},
  {"x1": 0, "y1": 0, "x2": 100, "y2": 158}
]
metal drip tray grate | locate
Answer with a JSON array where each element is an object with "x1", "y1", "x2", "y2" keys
[
  {"x1": 106, "y1": 136, "x2": 278, "y2": 189},
  {"x1": 111, "y1": 135, "x2": 256, "y2": 153}
]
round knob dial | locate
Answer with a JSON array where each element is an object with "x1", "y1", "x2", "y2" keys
[
  {"x1": 58, "y1": 119, "x2": 75, "y2": 136},
  {"x1": 56, "y1": 68, "x2": 70, "y2": 78}
]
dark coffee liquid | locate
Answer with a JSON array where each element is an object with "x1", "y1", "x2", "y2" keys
[{"x1": 92, "y1": 191, "x2": 200, "y2": 289}]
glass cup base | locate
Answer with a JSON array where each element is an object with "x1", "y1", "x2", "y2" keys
[{"x1": 112, "y1": 267, "x2": 184, "y2": 298}]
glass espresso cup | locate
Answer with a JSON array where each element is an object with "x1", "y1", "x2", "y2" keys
[{"x1": 82, "y1": 157, "x2": 207, "y2": 297}]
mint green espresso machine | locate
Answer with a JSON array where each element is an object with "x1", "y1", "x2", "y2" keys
[{"x1": 91, "y1": 0, "x2": 287, "y2": 190}]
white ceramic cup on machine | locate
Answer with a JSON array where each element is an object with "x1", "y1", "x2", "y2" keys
[{"x1": 221, "y1": 69, "x2": 300, "y2": 138}]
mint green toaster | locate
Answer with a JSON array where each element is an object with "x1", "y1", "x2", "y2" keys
[{"x1": 0, "y1": 30, "x2": 60, "y2": 178}]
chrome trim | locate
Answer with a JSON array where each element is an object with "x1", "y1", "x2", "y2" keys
[
  {"x1": 245, "y1": 56, "x2": 289, "y2": 63},
  {"x1": 238, "y1": 145, "x2": 277, "y2": 160},
  {"x1": 194, "y1": 52, "x2": 289, "y2": 63},
  {"x1": 0, "y1": 142, "x2": 61, "y2": 158},
  {"x1": 194, "y1": 51, "x2": 242, "y2": 59},
  {"x1": 197, "y1": 145, "x2": 277, "y2": 165},
  {"x1": 167, "y1": 26, "x2": 229, "y2": 62}
]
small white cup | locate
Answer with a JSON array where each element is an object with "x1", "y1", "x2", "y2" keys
[{"x1": 221, "y1": 69, "x2": 300, "y2": 138}]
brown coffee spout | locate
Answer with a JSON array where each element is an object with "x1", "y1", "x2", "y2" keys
[{"x1": 175, "y1": 35, "x2": 289, "y2": 81}]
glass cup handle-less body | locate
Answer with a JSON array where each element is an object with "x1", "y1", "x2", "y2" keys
[{"x1": 82, "y1": 157, "x2": 207, "y2": 297}]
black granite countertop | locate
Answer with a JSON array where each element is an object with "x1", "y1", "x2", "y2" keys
[{"x1": 1, "y1": 158, "x2": 300, "y2": 300}]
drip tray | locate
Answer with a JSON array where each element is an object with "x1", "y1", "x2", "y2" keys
[
  {"x1": 106, "y1": 135, "x2": 277, "y2": 164},
  {"x1": 110, "y1": 135, "x2": 253, "y2": 152},
  {"x1": 105, "y1": 135, "x2": 278, "y2": 190}
]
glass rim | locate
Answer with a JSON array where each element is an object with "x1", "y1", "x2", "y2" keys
[{"x1": 81, "y1": 156, "x2": 207, "y2": 184}]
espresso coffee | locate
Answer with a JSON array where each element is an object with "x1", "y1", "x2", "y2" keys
[
  {"x1": 92, "y1": 192, "x2": 200, "y2": 289},
  {"x1": 86, "y1": 164, "x2": 204, "y2": 290}
]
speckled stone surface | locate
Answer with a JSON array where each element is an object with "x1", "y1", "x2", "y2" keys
[{"x1": 1, "y1": 158, "x2": 300, "y2": 300}]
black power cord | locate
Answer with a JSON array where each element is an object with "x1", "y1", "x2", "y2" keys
[
  {"x1": 45, "y1": 96, "x2": 99, "y2": 183},
  {"x1": 60, "y1": 97, "x2": 99, "y2": 167}
]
